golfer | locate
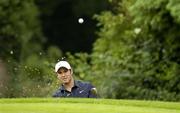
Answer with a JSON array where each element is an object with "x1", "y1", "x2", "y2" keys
[{"x1": 52, "y1": 59, "x2": 97, "y2": 98}]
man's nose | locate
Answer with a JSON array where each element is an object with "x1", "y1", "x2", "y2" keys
[{"x1": 61, "y1": 72, "x2": 65, "y2": 76}]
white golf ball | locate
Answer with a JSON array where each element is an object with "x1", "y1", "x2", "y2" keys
[{"x1": 78, "y1": 18, "x2": 84, "y2": 24}]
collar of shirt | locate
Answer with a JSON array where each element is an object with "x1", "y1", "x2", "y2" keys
[{"x1": 59, "y1": 80, "x2": 80, "y2": 92}]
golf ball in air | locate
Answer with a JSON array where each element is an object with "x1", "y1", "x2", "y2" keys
[{"x1": 78, "y1": 18, "x2": 84, "y2": 24}]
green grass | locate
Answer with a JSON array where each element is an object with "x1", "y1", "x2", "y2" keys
[{"x1": 0, "y1": 98, "x2": 180, "y2": 113}]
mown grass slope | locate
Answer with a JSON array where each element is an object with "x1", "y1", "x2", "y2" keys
[{"x1": 0, "y1": 98, "x2": 180, "y2": 113}]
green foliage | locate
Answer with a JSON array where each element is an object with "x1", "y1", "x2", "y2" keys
[
  {"x1": 68, "y1": 0, "x2": 180, "y2": 101},
  {"x1": 67, "y1": 52, "x2": 93, "y2": 81},
  {"x1": 92, "y1": 0, "x2": 180, "y2": 100},
  {"x1": 0, "y1": 0, "x2": 62, "y2": 97}
]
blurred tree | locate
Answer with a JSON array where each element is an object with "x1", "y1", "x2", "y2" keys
[
  {"x1": 91, "y1": 0, "x2": 180, "y2": 100},
  {"x1": 0, "y1": 0, "x2": 62, "y2": 97},
  {"x1": 68, "y1": 0, "x2": 180, "y2": 101},
  {"x1": 0, "y1": 0, "x2": 43, "y2": 61},
  {"x1": 127, "y1": 0, "x2": 180, "y2": 100},
  {"x1": 0, "y1": 60, "x2": 9, "y2": 97}
]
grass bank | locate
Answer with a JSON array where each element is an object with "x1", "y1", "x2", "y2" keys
[{"x1": 0, "y1": 98, "x2": 180, "y2": 113}]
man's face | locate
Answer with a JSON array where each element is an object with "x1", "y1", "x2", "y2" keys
[{"x1": 57, "y1": 67, "x2": 72, "y2": 84}]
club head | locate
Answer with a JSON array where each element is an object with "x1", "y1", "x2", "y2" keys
[{"x1": 90, "y1": 88, "x2": 97, "y2": 96}]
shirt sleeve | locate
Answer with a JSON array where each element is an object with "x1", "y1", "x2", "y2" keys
[
  {"x1": 52, "y1": 89, "x2": 62, "y2": 97},
  {"x1": 52, "y1": 91, "x2": 59, "y2": 97}
]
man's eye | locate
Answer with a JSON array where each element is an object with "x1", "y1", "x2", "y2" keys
[
  {"x1": 58, "y1": 72, "x2": 62, "y2": 74},
  {"x1": 64, "y1": 70, "x2": 68, "y2": 73}
]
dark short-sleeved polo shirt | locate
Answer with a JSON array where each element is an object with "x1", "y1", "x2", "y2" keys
[{"x1": 52, "y1": 80, "x2": 97, "y2": 98}]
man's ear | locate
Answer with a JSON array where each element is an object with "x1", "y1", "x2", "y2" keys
[{"x1": 70, "y1": 69, "x2": 73, "y2": 74}]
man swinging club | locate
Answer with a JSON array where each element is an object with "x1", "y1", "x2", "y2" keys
[{"x1": 52, "y1": 58, "x2": 97, "y2": 98}]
